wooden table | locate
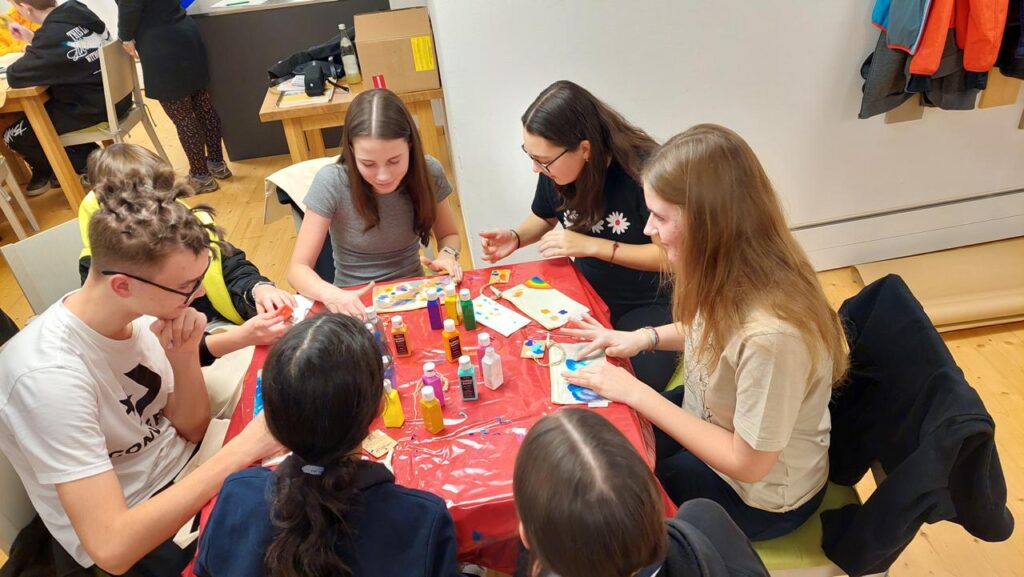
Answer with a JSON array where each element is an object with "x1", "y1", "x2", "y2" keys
[
  {"x1": 0, "y1": 80, "x2": 87, "y2": 211},
  {"x1": 258, "y1": 83, "x2": 447, "y2": 164}
]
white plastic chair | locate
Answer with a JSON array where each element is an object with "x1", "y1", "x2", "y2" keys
[
  {"x1": 59, "y1": 40, "x2": 168, "y2": 161},
  {"x1": 0, "y1": 219, "x2": 83, "y2": 314},
  {"x1": 0, "y1": 156, "x2": 39, "y2": 240}
]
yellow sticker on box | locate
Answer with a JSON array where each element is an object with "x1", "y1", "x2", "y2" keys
[{"x1": 411, "y1": 35, "x2": 436, "y2": 72}]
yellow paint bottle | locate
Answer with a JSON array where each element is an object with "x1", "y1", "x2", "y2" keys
[
  {"x1": 420, "y1": 384, "x2": 445, "y2": 434},
  {"x1": 443, "y1": 283, "x2": 462, "y2": 324},
  {"x1": 382, "y1": 379, "x2": 405, "y2": 428}
]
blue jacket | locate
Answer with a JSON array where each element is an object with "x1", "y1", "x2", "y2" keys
[{"x1": 195, "y1": 461, "x2": 460, "y2": 577}]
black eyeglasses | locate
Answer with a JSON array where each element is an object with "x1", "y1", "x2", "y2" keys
[
  {"x1": 522, "y1": 144, "x2": 569, "y2": 174},
  {"x1": 102, "y1": 255, "x2": 212, "y2": 303}
]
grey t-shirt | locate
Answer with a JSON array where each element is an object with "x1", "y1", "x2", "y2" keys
[{"x1": 304, "y1": 155, "x2": 453, "y2": 287}]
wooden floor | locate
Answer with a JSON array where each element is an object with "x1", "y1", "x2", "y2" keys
[{"x1": 1, "y1": 102, "x2": 1020, "y2": 575}]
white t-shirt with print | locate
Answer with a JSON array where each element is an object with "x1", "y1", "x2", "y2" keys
[{"x1": 0, "y1": 294, "x2": 193, "y2": 566}]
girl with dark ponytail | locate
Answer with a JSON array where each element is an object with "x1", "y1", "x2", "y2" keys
[{"x1": 195, "y1": 313, "x2": 460, "y2": 577}]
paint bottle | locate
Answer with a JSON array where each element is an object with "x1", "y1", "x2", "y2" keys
[
  {"x1": 382, "y1": 379, "x2": 405, "y2": 428},
  {"x1": 459, "y1": 288, "x2": 476, "y2": 330},
  {"x1": 367, "y1": 322, "x2": 396, "y2": 383},
  {"x1": 420, "y1": 385, "x2": 445, "y2": 434},
  {"x1": 426, "y1": 288, "x2": 444, "y2": 330},
  {"x1": 476, "y1": 332, "x2": 491, "y2": 373},
  {"x1": 482, "y1": 346, "x2": 505, "y2": 390},
  {"x1": 365, "y1": 306, "x2": 385, "y2": 340},
  {"x1": 457, "y1": 355, "x2": 479, "y2": 401},
  {"x1": 254, "y1": 369, "x2": 264, "y2": 416},
  {"x1": 443, "y1": 283, "x2": 461, "y2": 324},
  {"x1": 442, "y1": 319, "x2": 462, "y2": 362},
  {"x1": 391, "y1": 315, "x2": 411, "y2": 357},
  {"x1": 422, "y1": 362, "x2": 446, "y2": 408}
]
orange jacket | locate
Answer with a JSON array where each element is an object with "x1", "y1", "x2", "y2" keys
[{"x1": 909, "y1": 0, "x2": 1008, "y2": 75}]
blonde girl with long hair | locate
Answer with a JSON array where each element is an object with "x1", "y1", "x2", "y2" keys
[{"x1": 563, "y1": 124, "x2": 849, "y2": 540}]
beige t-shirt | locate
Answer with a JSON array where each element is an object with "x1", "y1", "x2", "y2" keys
[{"x1": 681, "y1": 310, "x2": 833, "y2": 512}]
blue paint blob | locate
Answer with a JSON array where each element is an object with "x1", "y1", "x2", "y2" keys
[
  {"x1": 472, "y1": 531, "x2": 484, "y2": 542},
  {"x1": 568, "y1": 384, "x2": 603, "y2": 402},
  {"x1": 565, "y1": 358, "x2": 590, "y2": 371}
]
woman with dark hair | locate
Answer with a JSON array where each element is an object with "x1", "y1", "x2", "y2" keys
[
  {"x1": 287, "y1": 88, "x2": 464, "y2": 320},
  {"x1": 195, "y1": 313, "x2": 460, "y2": 577},
  {"x1": 117, "y1": 0, "x2": 231, "y2": 193},
  {"x1": 513, "y1": 408, "x2": 768, "y2": 577},
  {"x1": 480, "y1": 80, "x2": 674, "y2": 390}
]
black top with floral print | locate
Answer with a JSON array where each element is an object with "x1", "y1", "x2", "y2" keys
[{"x1": 531, "y1": 160, "x2": 670, "y2": 317}]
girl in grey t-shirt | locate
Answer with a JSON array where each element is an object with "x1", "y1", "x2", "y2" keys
[{"x1": 287, "y1": 89, "x2": 464, "y2": 319}]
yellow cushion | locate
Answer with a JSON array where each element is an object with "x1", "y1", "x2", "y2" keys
[
  {"x1": 752, "y1": 483, "x2": 861, "y2": 570},
  {"x1": 64, "y1": 122, "x2": 110, "y2": 137},
  {"x1": 664, "y1": 362, "x2": 685, "y2": 391}
]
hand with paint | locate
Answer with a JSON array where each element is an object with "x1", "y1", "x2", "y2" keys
[
  {"x1": 562, "y1": 312, "x2": 648, "y2": 359},
  {"x1": 150, "y1": 307, "x2": 207, "y2": 356},
  {"x1": 562, "y1": 362, "x2": 642, "y2": 406},
  {"x1": 240, "y1": 310, "x2": 291, "y2": 346},
  {"x1": 537, "y1": 228, "x2": 596, "y2": 259},
  {"x1": 321, "y1": 282, "x2": 375, "y2": 320},
  {"x1": 479, "y1": 228, "x2": 518, "y2": 263},
  {"x1": 420, "y1": 253, "x2": 464, "y2": 283},
  {"x1": 252, "y1": 283, "x2": 297, "y2": 315}
]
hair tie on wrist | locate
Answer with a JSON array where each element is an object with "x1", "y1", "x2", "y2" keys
[{"x1": 301, "y1": 464, "x2": 325, "y2": 476}]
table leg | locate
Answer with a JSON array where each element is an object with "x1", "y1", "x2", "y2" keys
[
  {"x1": 21, "y1": 95, "x2": 84, "y2": 209},
  {"x1": 305, "y1": 128, "x2": 326, "y2": 159},
  {"x1": 408, "y1": 99, "x2": 445, "y2": 166},
  {"x1": 282, "y1": 119, "x2": 310, "y2": 164}
]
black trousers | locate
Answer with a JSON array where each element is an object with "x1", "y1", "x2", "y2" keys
[
  {"x1": 654, "y1": 388, "x2": 826, "y2": 541},
  {"x1": 3, "y1": 98, "x2": 132, "y2": 177}
]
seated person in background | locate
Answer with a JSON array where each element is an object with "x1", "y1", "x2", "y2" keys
[
  {"x1": 0, "y1": 184, "x2": 281, "y2": 576},
  {"x1": 79, "y1": 143, "x2": 295, "y2": 366},
  {"x1": 4, "y1": 0, "x2": 130, "y2": 196},
  {"x1": 479, "y1": 80, "x2": 675, "y2": 391},
  {"x1": 196, "y1": 313, "x2": 460, "y2": 577},
  {"x1": 563, "y1": 125, "x2": 849, "y2": 541},
  {"x1": 287, "y1": 88, "x2": 464, "y2": 321},
  {"x1": 513, "y1": 408, "x2": 768, "y2": 577}
]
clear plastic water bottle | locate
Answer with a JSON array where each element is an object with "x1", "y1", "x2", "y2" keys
[{"x1": 338, "y1": 24, "x2": 362, "y2": 85}]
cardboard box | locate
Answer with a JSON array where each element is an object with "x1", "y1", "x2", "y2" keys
[{"x1": 354, "y1": 7, "x2": 441, "y2": 94}]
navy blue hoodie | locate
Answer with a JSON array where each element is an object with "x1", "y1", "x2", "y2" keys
[{"x1": 7, "y1": 0, "x2": 110, "y2": 120}]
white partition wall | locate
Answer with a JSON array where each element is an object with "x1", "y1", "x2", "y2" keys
[{"x1": 427, "y1": 0, "x2": 1024, "y2": 269}]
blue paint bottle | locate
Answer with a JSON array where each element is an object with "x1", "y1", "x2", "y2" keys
[{"x1": 426, "y1": 287, "x2": 444, "y2": 330}]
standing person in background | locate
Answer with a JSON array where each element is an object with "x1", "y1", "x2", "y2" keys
[{"x1": 116, "y1": 0, "x2": 230, "y2": 193}]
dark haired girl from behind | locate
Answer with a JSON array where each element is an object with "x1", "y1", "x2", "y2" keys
[
  {"x1": 195, "y1": 313, "x2": 460, "y2": 577},
  {"x1": 513, "y1": 408, "x2": 769, "y2": 577}
]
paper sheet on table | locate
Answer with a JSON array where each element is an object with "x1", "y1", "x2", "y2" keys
[
  {"x1": 373, "y1": 276, "x2": 450, "y2": 312},
  {"x1": 471, "y1": 295, "x2": 530, "y2": 337},
  {"x1": 550, "y1": 342, "x2": 607, "y2": 405},
  {"x1": 502, "y1": 276, "x2": 589, "y2": 330}
]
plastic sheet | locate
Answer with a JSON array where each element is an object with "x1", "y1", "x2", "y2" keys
[{"x1": 208, "y1": 258, "x2": 661, "y2": 574}]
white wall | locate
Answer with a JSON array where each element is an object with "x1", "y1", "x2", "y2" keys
[{"x1": 428, "y1": 0, "x2": 1024, "y2": 269}]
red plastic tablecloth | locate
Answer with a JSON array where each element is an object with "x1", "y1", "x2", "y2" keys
[{"x1": 190, "y1": 258, "x2": 666, "y2": 575}]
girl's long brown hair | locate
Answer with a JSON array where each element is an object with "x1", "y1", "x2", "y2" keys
[
  {"x1": 645, "y1": 124, "x2": 848, "y2": 384},
  {"x1": 522, "y1": 80, "x2": 658, "y2": 231},
  {"x1": 514, "y1": 409, "x2": 665, "y2": 577},
  {"x1": 338, "y1": 89, "x2": 437, "y2": 245}
]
